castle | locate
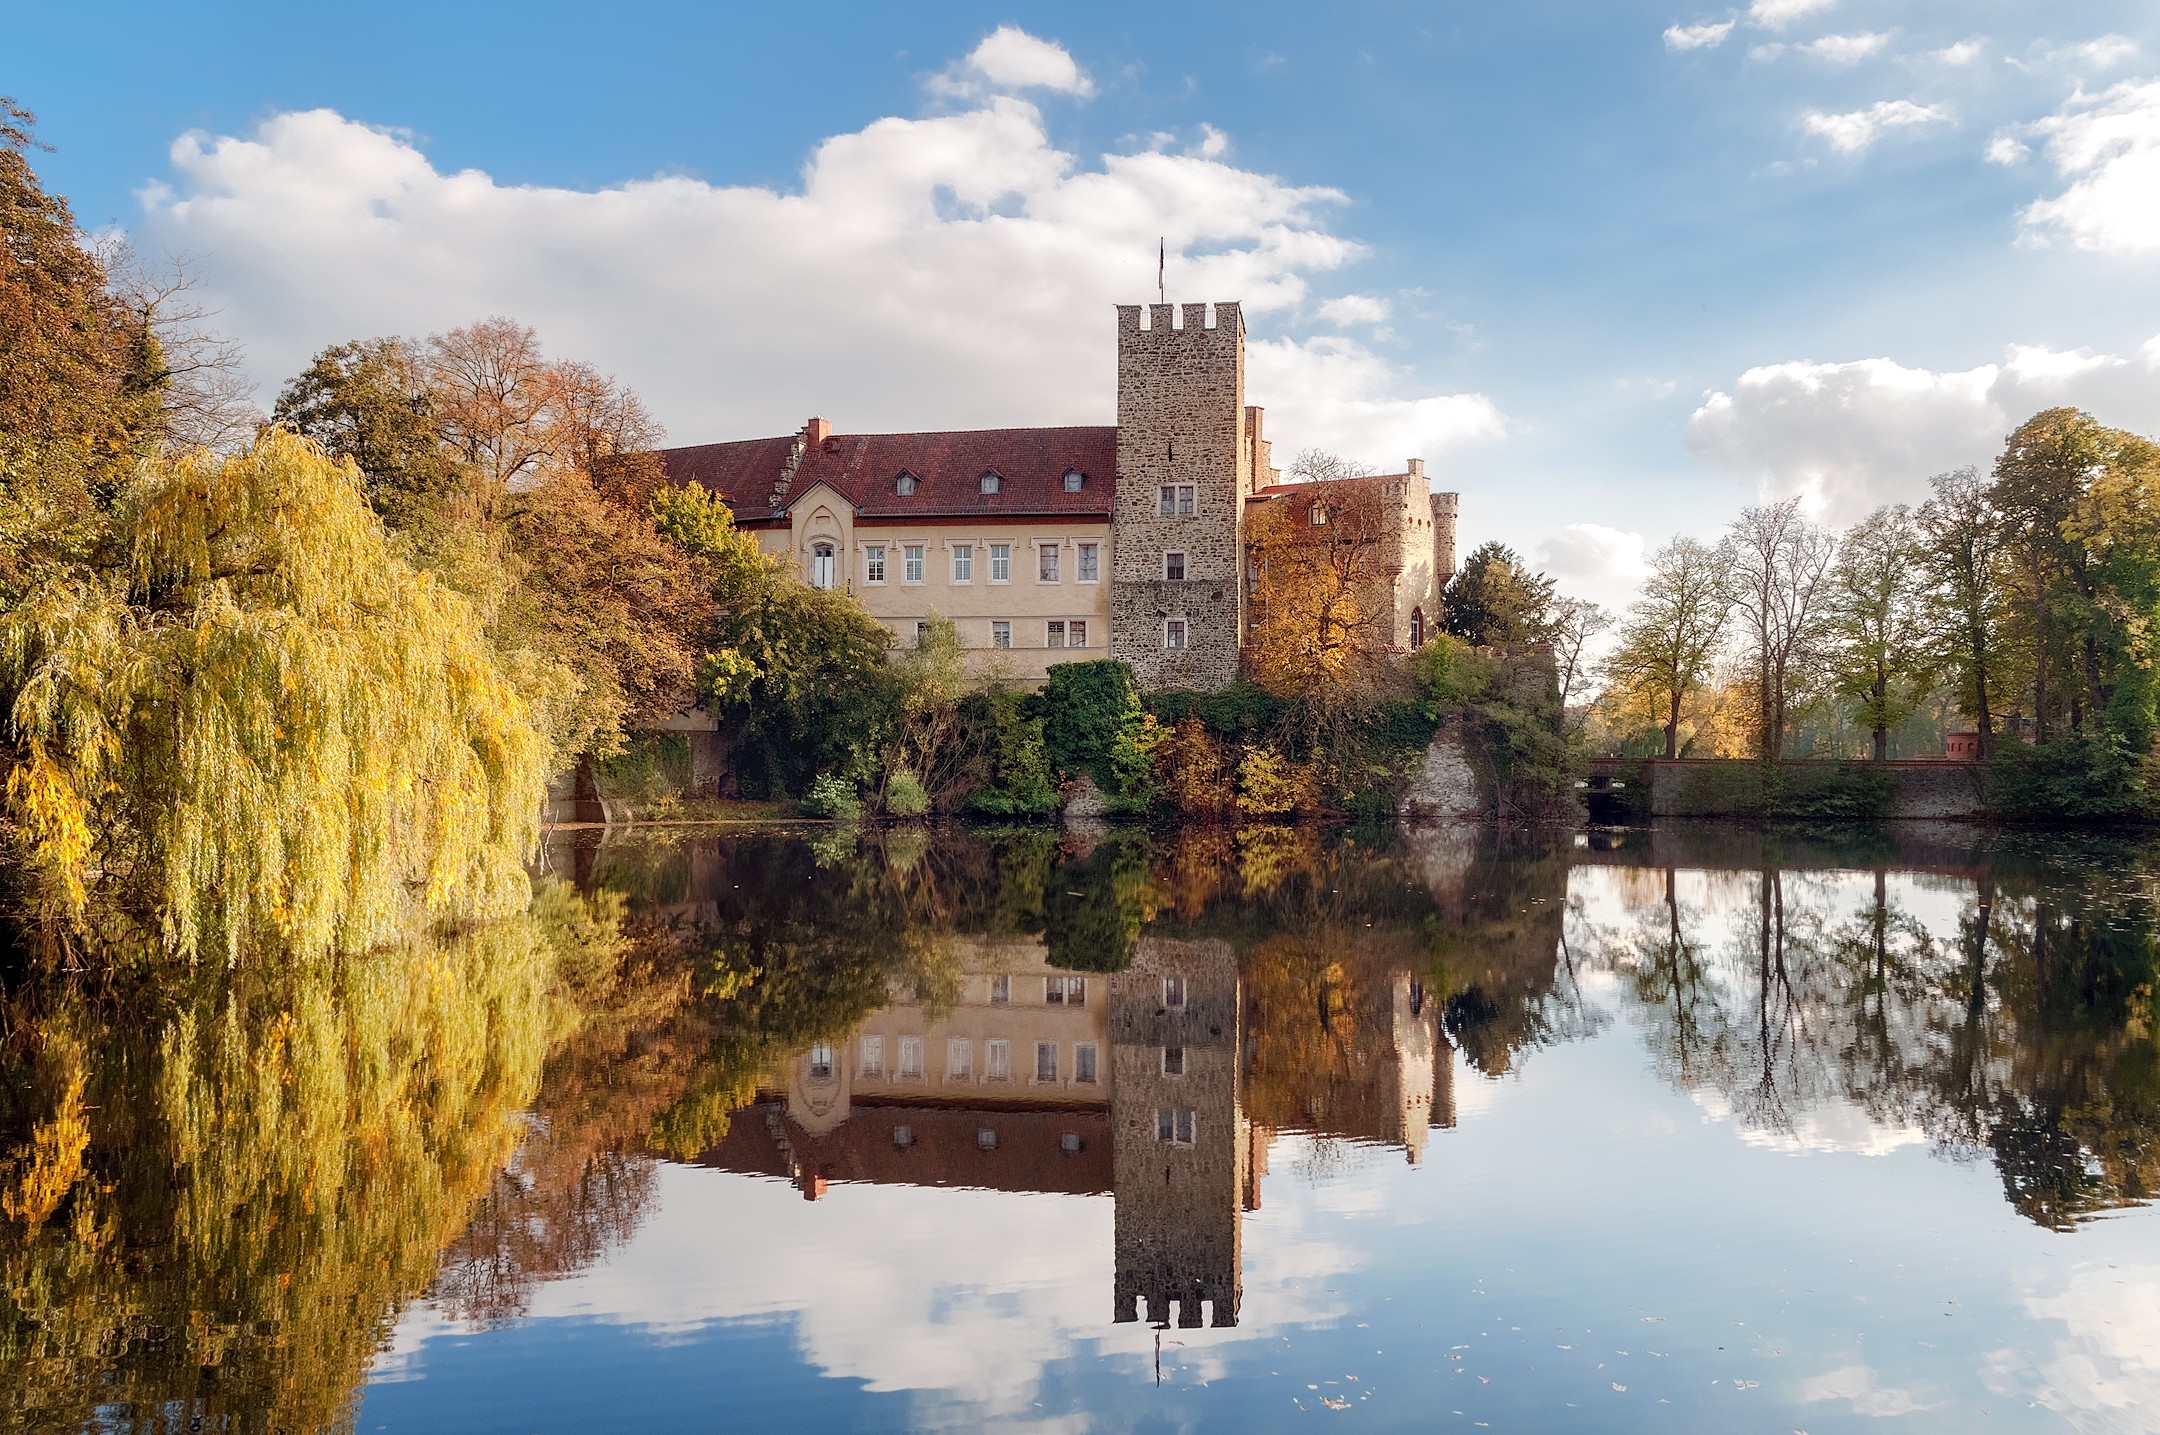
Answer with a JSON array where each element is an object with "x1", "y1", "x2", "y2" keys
[{"x1": 661, "y1": 302, "x2": 1459, "y2": 689}]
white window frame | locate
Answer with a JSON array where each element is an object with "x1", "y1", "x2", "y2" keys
[
  {"x1": 991, "y1": 620, "x2": 1012, "y2": 649},
  {"x1": 989, "y1": 543, "x2": 1011, "y2": 583},
  {"x1": 1164, "y1": 550, "x2": 1186, "y2": 582},
  {"x1": 1162, "y1": 1045, "x2": 1185, "y2": 1077},
  {"x1": 1073, "y1": 1042, "x2": 1099, "y2": 1084},
  {"x1": 1077, "y1": 542, "x2": 1099, "y2": 583},
  {"x1": 1164, "y1": 618, "x2": 1188, "y2": 650},
  {"x1": 896, "y1": 472, "x2": 917, "y2": 496},
  {"x1": 1311, "y1": 503, "x2": 1330, "y2": 527},
  {"x1": 1163, "y1": 974, "x2": 1187, "y2": 1008},
  {"x1": 947, "y1": 1038, "x2": 972, "y2": 1081},
  {"x1": 1038, "y1": 543, "x2": 1061, "y2": 583},
  {"x1": 1047, "y1": 620, "x2": 1067, "y2": 650},
  {"x1": 1035, "y1": 1041, "x2": 1058, "y2": 1083},
  {"x1": 898, "y1": 1035, "x2": 924, "y2": 1079},
  {"x1": 990, "y1": 974, "x2": 1011, "y2": 1003},
  {"x1": 952, "y1": 543, "x2": 974, "y2": 583},
  {"x1": 1178, "y1": 484, "x2": 1196, "y2": 515},
  {"x1": 809, "y1": 543, "x2": 836, "y2": 591},
  {"x1": 864, "y1": 544, "x2": 886, "y2": 584},
  {"x1": 1063, "y1": 469, "x2": 1084, "y2": 493},
  {"x1": 1158, "y1": 485, "x2": 1176, "y2": 517},
  {"x1": 980, "y1": 471, "x2": 1001, "y2": 494},
  {"x1": 860, "y1": 1035, "x2": 885, "y2": 1078},
  {"x1": 808, "y1": 1042, "x2": 835, "y2": 1080},
  {"x1": 1044, "y1": 975, "x2": 1086, "y2": 1007},
  {"x1": 985, "y1": 1039, "x2": 1011, "y2": 1081},
  {"x1": 1068, "y1": 619, "x2": 1087, "y2": 649},
  {"x1": 903, "y1": 544, "x2": 926, "y2": 583},
  {"x1": 1156, "y1": 1107, "x2": 1197, "y2": 1145}
]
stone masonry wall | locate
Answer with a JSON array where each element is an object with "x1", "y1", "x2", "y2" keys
[
  {"x1": 1431, "y1": 491, "x2": 1459, "y2": 590},
  {"x1": 1109, "y1": 303, "x2": 1248, "y2": 691}
]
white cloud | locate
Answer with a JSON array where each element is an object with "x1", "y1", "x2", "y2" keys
[
  {"x1": 1749, "y1": 43, "x2": 1787, "y2": 62},
  {"x1": 1799, "y1": 1364, "x2": 1943, "y2": 1416},
  {"x1": 1798, "y1": 31, "x2": 1890, "y2": 64},
  {"x1": 1986, "y1": 133, "x2": 2031, "y2": 164},
  {"x1": 1800, "y1": 99, "x2": 1950, "y2": 153},
  {"x1": 1316, "y1": 293, "x2": 1390, "y2": 326},
  {"x1": 1664, "y1": 19, "x2": 1736, "y2": 52},
  {"x1": 1248, "y1": 335, "x2": 1504, "y2": 469},
  {"x1": 1749, "y1": 0, "x2": 1834, "y2": 33},
  {"x1": 931, "y1": 25, "x2": 1095, "y2": 98},
  {"x1": 1990, "y1": 1262, "x2": 2160, "y2": 1433},
  {"x1": 2054, "y1": 35, "x2": 2139, "y2": 71},
  {"x1": 137, "y1": 68, "x2": 1496, "y2": 458},
  {"x1": 1537, "y1": 524, "x2": 1650, "y2": 587},
  {"x1": 1931, "y1": 39, "x2": 1985, "y2": 66},
  {"x1": 2019, "y1": 80, "x2": 2160, "y2": 253},
  {"x1": 1685, "y1": 338, "x2": 2160, "y2": 521}
]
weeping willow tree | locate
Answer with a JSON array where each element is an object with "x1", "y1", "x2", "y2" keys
[
  {"x1": 0, "y1": 920, "x2": 556, "y2": 1431},
  {"x1": 1, "y1": 430, "x2": 549, "y2": 960}
]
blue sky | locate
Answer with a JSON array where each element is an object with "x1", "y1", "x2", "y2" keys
[{"x1": 11, "y1": 1, "x2": 2160, "y2": 607}]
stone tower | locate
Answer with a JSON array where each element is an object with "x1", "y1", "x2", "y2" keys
[
  {"x1": 1110, "y1": 938, "x2": 1247, "y2": 1328},
  {"x1": 1431, "y1": 490, "x2": 1459, "y2": 591},
  {"x1": 1109, "y1": 303, "x2": 1250, "y2": 691}
]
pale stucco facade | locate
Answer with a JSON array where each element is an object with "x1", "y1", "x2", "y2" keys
[{"x1": 758, "y1": 483, "x2": 1114, "y2": 682}]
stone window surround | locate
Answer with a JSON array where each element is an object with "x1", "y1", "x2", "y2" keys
[
  {"x1": 1163, "y1": 616, "x2": 1189, "y2": 650},
  {"x1": 828, "y1": 535, "x2": 1102, "y2": 585},
  {"x1": 1163, "y1": 550, "x2": 1186, "y2": 582}
]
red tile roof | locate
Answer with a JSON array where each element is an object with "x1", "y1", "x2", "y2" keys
[
  {"x1": 656, "y1": 435, "x2": 801, "y2": 512},
  {"x1": 696, "y1": 1098, "x2": 1114, "y2": 1197},
  {"x1": 659, "y1": 426, "x2": 1118, "y2": 524}
]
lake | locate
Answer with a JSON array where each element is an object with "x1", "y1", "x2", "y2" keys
[{"x1": 4, "y1": 821, "x2": 2157, "y2": 1433}]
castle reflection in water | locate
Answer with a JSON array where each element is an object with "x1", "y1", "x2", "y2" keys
[{"x1": 699, "y1": 938, "x2": 1452, "y2": 1331}]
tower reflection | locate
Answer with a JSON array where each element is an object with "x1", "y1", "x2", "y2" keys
[{"x1": 697, "y1": 933, "x2": 1455, "y2": 1331}]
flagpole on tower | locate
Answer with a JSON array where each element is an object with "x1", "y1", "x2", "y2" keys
[{"x1": 1158, "y1": 237, "x2": 1165, "y2": 305}]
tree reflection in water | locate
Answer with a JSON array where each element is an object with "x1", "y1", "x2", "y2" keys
[
  {"x1": 2, "y1": 822, "x2": 2156, "y2": 1431},
  {"x1": 1574, "y1": 829, "x2": 2160, "y2": 1230}
]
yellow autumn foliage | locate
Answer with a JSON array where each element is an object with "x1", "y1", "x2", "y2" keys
[{"x1": 0, "y1": 430, "x2": 550, "y2": 960}]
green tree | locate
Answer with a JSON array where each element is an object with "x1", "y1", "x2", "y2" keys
[
  {"x1": 1915, "y1": 467, "x2": 2010, "y2": 757},
  {"x1": 1993, "y1": 409, "x2": 2104, "y2": 740},
  {"x1": 1600, "y1": 536, "x2": 1728, "y2": 759},
  {"x1": 1441, "y1": 541, "x2": 1556, "y2": 647},
  {"x1": 1826, "y1": 505, "x2": 1934, "y2": 759},
  {"x1": 270, "y1": 336, "x2": 457, "y2": 526}
]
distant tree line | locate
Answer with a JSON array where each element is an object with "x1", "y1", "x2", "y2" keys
[{"x1": 1590, "y1": 410, "x2": 2160, "y2": 815}]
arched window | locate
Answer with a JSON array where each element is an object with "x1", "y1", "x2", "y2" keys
[
  {"x1": 1410, "y1": 607, "x2": 1425, "y2": 647},
  {"x1": 810, "y1": 541, "x2": 836, "y2": 590},
  {"x1": 895, "y1": 471, "x2": 917, "y2": 496}
]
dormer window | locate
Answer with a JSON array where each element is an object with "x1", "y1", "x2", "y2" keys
[
  {"x1": 895, "y1": 471, "x2": 918, "y2": 496},
  {"x1": 980, "y1": 470, "x2": 1002, "y2": 495},
  {"x1": 1063, "y1": 468, "x2": 1085, "y2": 493}
]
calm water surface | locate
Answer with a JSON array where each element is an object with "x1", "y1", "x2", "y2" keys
[{"x1": 6, "y1": 823, "x2": 2159, "y2": 1432}]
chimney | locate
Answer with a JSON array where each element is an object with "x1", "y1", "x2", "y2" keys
[{"x1": 805, "y1": 416, "x2": 831, "y2": 446}]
